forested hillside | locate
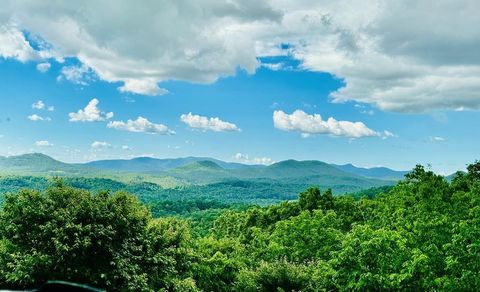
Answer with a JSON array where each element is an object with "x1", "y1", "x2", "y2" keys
[
  {"x1": 0, "y1": 154, "x2": 398, "y2": 194},
  {"x1": 0, "y1": 162, "x2": 479, "y2": 290},
  {"x1": 0, "y1": 175, "x2": 380, "y2": 207}
]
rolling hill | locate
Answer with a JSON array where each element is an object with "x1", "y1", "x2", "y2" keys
[
  {"x1": 251, "y1": 160, "x2": 352, "y2": 179},
  {"x1": 0, "y1": 153, "x2": 412, "y2": 202},
  {"x1": 82, "y1": 156, "x2": 253, "y2": 172},
  {"x1": 0, "y1": 153, "x2": 92, "y2": 175},
  {"x1": 161, "y1": 159, "x2": 393, "y2": 191}
]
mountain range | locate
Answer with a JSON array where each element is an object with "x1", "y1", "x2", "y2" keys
[
  {"x1": 0, "y1": 153, "x2": 410, "y2": 180},
  {"x1": 0, "y1": 153, "x2": 413, "y2": 201},
  {"x1": 82, "y1": 155, "x2": 409, "y2": 180}
]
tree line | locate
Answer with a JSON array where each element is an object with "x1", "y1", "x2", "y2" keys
[{"x1": 0, "y1": 162, "x2": 479, "y2": 290}]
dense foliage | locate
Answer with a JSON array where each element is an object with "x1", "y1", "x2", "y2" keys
[
  {"x1": 0, "y1": 162, "x2": 479, "y2": 290},
  {"x1": 0, "y1": 176, "x2": 305, "y2": 206}
]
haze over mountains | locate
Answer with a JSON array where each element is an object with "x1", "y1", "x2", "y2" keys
[
  {"x1": 4, "y1": 152, "x2": 464, "y2": 207},
  {"x1": 0, "y1": 153, "x2": 408, "y2": 181},
  {"x1": 84, "y1": 155, "x2": 407, "y2": 179},
  {"x1": 0, "y1": 153, "x2": 413, "y2": 203}
]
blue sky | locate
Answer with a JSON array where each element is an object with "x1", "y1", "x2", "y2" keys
[{"x1": 0, "y1": 1, "x2": 479, "y2": 174}]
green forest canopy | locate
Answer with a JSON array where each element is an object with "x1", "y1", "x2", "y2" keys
[{"x1": 0, "y1": 162, "x2": 479, "y2": 291}]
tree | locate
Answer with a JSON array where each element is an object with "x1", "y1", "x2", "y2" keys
[
  {"x1": 269, "y1": 210, "x2": 343, "y2": 262},
  {"x1": 298, "y1": 187, "x2": 322, "y2": 211},
  {"x1": 467, "y1": 160, "x2": 480, "y2": 181},
  {"x1": 333, "y1": 225, "x2": 412, "y2": 290},
  {"x1": 0, "y1": 182, "x2": 194, "y2": 291},
  {"x1": 235, "y1": 260, "x2": 316, "y2": 292},
  {"x1": 192, "y1": 237, "x2": 246, "y2": 292}
]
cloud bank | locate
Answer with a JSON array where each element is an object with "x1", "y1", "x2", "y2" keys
[
  {"x1": 1, "y1": 1, "x2": 479, "y2": 111},
  {"x1": 273, "y1": 110, "x2": 379, "y2": 138}
]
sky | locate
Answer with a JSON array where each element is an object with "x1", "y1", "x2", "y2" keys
[{"x1": 0, "y1": 0, "x2": 479, "y2": 174}]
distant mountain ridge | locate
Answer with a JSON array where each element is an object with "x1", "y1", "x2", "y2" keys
[
  {"x1": 82, "y1": 156, "x2": 410, "y2": 181},
  {"x1": 0, "y1": 153, "x2": 415, "y2": 193},
  {"x1": 0, "y1": 153, "x2": 411, "y2": 181},
  {"x1": 82, "y1": 156, "x2": 254, "y2": 172},
  {"x1": 332, "y1": 163, "x2": 409, "y2": 180},
  {"x1": 0, "y1": 153, "x2": 416, "y2": 197}
]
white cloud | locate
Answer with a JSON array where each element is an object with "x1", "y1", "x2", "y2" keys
[
  {"x1": 278, "y1": 1, "x2": 480, "y2": 112},
  {"x1": 36, "y1": 62, "x2": 51, "y2": 73},
  {"x1": 28, "y1": 114, "x2": 51, "y2": 121},
  {"x1": 69, "y1": 98, "x2": 113, "y2": 122},
  {"x1": 233, "y1": 152, "x2": 274, "y2": 165},
  {"x1": 32, "y1": 100, "x2": 45, "y2": 110},
  {"x1": 32, "y1": 100, "x2": 54, "y2": 111},
  {"x1": 35, "y1": 140, "x2": 53, "y2": 147},
  {"x1": 261, "y1": 62, "x2": 284, "y2": 71},
  {"x1": 118, "y1": 79, "x2": 168, "y2": 96},
  {"x1": 91, "y1": 141, "x2": 111, "y2": 150},
  {"x1": 273, "y1": 110, "x2": 379, "y2": 138},
  {"x1": 58, "y1": 64, "x2": 92, "y2": 85},
  {"x1": 430, "y1": 136, "x2": 446, "y2": 142},
  {"x1": 107, "y1": 116, "x2": 174, "y2": 135},
  {"x1": 180, "y1": 112, "x2": 240, "y2": 132},
  {"x1": 1, "y1": 1, "x2": 480, "y2": 110},
  {"x1": 253, "y1": 157, "x2": 274, "y2": 165},
  {"x1": 121, "y1": 145, "x2": 132, "y2": 151},
  {"x1": 234, "y1": 153, "x2": 249, "y2": 160},
  {"x1": 381, "y1": 130, "x2": 396, "y2": 140},
  {"x1": 0, "y1": 1, "x2": 281, "y2": 95},
  {"x1": 0, "y1": 24, "x2": 37, "y2": 62}
]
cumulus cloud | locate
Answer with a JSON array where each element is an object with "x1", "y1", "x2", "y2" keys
[
  {"x1": 0, "y1": 24, "x2": 37, "y2": 62},
  {"x1": 36, "y1": 62, "x2": 51, "y2": 73},
  {"x1": 58, "y1": 64, "x2": 92, "y2": 85},
  {"x1": 91, "y1": 141, "x2": 111, "y2": 150},
  {"x1": 273, "y1": 110, "x2": 380, "y2": 138},
  {"x1": 118, "y1": 79, "x2": 168, "y2": 96},
  {"x1": 121, "y1": 145, "x2": 132, "y2": 151},
  {"x1": 234, "y1": 152, "x2": 274, "y2": 165},
  {"x1": 107, "y1": 117, "x2": 174, "y2": 135},
  {"x1": 32, "y1": 100, "x2": 45, "y2": 110},
  {"x1": 32, "y1": 100, "x2": 54, "y2": 111},
  {"x1": 28, "y1": 114, "x2": 51, "y2": 121},
  {"x1": 1, "y1": 1, "x2": 480, "y2": 110},
  {"x1": 35, "y1": 140, "x2": 53, "y2": 147},
  {"x1": 180, "y1": 113, "x2": 240, "y2": 132},
  {"x1": 281, "y1": 1, "x2": 480, "y2": 112},
  {"x1": 69, "y1": 98, "x2": 113, "y2": 122},
  {"x1": 0, "y1": 1, "x2": 281, "y2": 95}
]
